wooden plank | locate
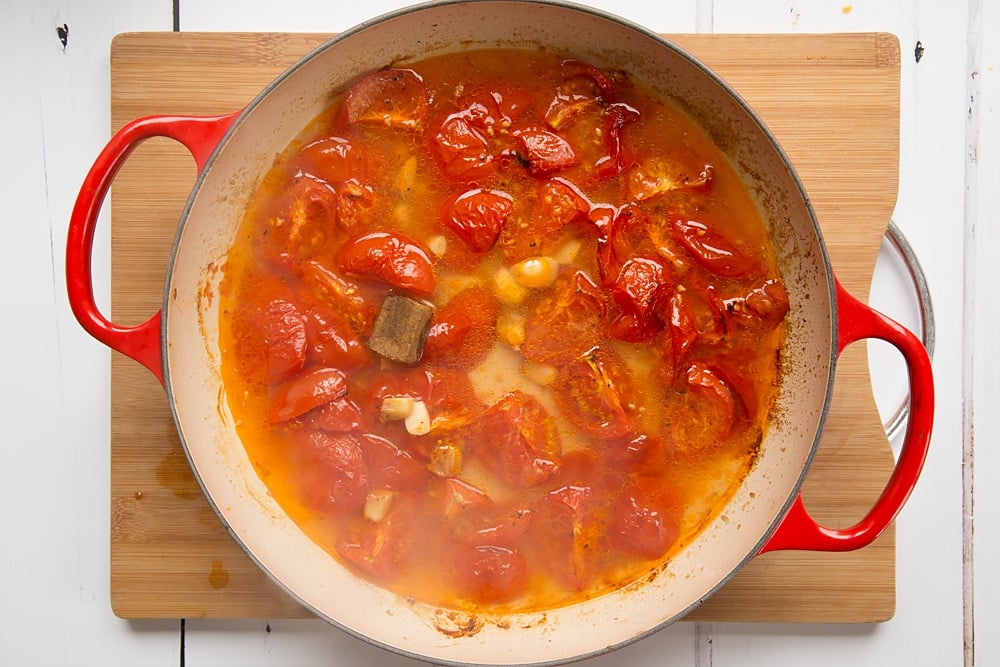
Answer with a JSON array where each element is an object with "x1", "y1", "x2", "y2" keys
[{"x1": 109, "y1": 31, "x2": 900, "y2": 621}]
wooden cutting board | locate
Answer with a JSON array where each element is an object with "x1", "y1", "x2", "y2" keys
[{"x1": 108, "y1": 32, "x2": 901, "y2": 622}]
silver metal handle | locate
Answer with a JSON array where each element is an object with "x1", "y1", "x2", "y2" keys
[{"x1": 881, "y1": 220, "x2": 935, "y2": 441}]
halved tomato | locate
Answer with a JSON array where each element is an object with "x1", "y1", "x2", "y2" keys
[
  {"x1": 268, "y1": 367, "x2": 348, "y2": 423},
  {"x1": 441, "y1": 188, "x2": 513, "y2": 253},
  {"x1": 513, "y1": 125, "x2": 580, "y2": 175},
  {"x1": 292, "y1": 430, "x2": 369, "y2": 514},
  {"x1": 431, "y1": 114, "x2": 493, "y2": 179},
  {"x1": 337, "y1": 231, "x2": 436, "y2": 296},
  {"x1": 520, "y1": 269, "x2": 607, "y2": 363},
  {"x1": 343, "y1": 68, "x2": 430, "y2": 129},
  {"x1": 469, "y1": 391, "x2": 561, "y2": 488},
  {"x1": 294, "y1": 136, "x2": 366, "y2": 183},
  {"x1": 672, "y1": 218, "x2": 760, "y2": 278},
  {"x1": 359, "y1": 433, "x2": 425, "y2": 491},
  {"x1": 450, "y1": 544, "x2": 529, "y2": 604},
  {"x1": 608, "y1": 256, "x2": 671, "y2": 342},
  {"x1": 553, "y1": 346, "x2": 635, "y2": 441},
  {"x1": 608, "y1": 480, "x2": 681, "y2": 560}
]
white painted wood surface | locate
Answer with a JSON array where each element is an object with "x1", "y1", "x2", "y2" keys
[{"x1": 0, "y1": 0, "x2": 987, "y2": 665}]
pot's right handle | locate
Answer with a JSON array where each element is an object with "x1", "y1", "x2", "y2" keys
[
  {"x1": 66, "y1": 112, "x2": 239, "y2": 385},
  {"x1": 759, "y1": 276, "x2": 934, "y2": 554}
]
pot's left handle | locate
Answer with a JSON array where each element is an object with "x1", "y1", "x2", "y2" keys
[
  {"x1": 759, "y1": 277, "x2": 934, "y2": 554},
  {"x1": 66, "y1": 112, "x2": 240, "y2": 385}
]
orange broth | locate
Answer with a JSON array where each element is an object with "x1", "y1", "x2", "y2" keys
[{"x1": 218, "y1": 48, "x2": 788, "y2": 613}]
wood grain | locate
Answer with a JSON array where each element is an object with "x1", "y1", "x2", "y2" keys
[{"x1": 108, "y1": 32, "x2": 900, "y2": 622}]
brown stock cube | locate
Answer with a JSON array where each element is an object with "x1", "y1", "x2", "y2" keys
[{"x1": 368, "y1": 294, "x2": 434, "y2": 364}]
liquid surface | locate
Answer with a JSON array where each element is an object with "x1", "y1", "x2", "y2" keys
[{"x1": 218, "y1": 48, "x2": 789, "y2": 613}]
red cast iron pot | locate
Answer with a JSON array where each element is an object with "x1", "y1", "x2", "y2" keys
[{"x1": 66, "y1": 1, "x2": 934, "y2": 665}]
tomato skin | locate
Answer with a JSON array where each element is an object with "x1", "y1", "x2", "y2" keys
[
  {"x1": 459, "y1": 85, "x2": 533, "y2": 130},
  {"x1": 343, "y1": 68, "x2": 429, "y2": 129},
  {"x1": 295, "y1": 136, "x2": 365, "y2": 183},
  {"x1": 450, "y1": 544, "x2": 529, "y2": 604},
  {"x1": 257, "y1": 299, "x2": 308, "y2": 384},
  {"x1": 603, "y1": 433, "x2": 672, "y2": 474},
  {"x1": 294, "y1": 430, "x2": 369, "y2": 514},
  {"x1": 268, "y1": 367, "x2": 348, "y2": 423},
  {"x1": 673, "y1": 218, "x2": 760, "y2": 278},
  {"x1": 609, "y1": 482, "x2": 680, "y2": 560},
  {"x1": 442, "y1": 188, "x2": 513, "y2": 253},
  {"x1": 609, "y1": 257, "x2": 670, "y2": 342},
  {"x1": 432, "y1": 115, "x2": 493, "y2": 179},
  {"x1": 513, "y1": 125, "x2": 580, "y2": 175},
  {"x1": 470, "y1": 391, "x2": 561, "y2": 488},
  {"x1": 359, "y1": 433, "x2": 425, "y2": 491},
  {"x1": 337, "y1": 231, "x2": 437, "y2": 296},
  {"x1": 553, "y1": 346, "x2": 635, "y2": 441},
  {"x1": 452, "y1": 504, "x2": 533, "y2": 547},
  {"x1": 560, "y1": 59, "x2": 619, "y2": 101},
  {"x1": 720, "y1": 278, "x2": 790, "y2": 331},
  {"x1": 685, "y1": 361, "x2": 736, "y2": 439},
  {"x1": 421, "y1": 313, "x2": 472, "y2": 362},
  {"x1": 302, "y1": 397, "x2": 366, "y2": 433},
  {"x1": 302, "y1": 299, "x2": 371, "y2": 370},
  {"x1": 337, "y1": 496, "x2": 422, "y2": 580},
  {"x1": 300, "y1": 259, "x2": 380, "y2": 336},
  {"x1": 595, "y1": 102, "x2": 640, "y2": 179}
]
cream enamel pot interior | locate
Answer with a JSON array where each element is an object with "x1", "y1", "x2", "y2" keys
[{"x1": 66, "y1": 1, "x2": 934, "y2": 665}]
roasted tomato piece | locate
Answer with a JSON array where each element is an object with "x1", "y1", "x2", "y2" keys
[
  {"x1": 595, "y1": 102, "x2": 640, "y2": 179},
  {"x1": 470, "y1": 391, "x2": 561, "y2": 488},
  {"x1": 560, "y1": 58, "x2": 619, "y2": 101},
  {"x1": 438, "y1": 477, "x2": 490, "y2": 517},
  {"x1": 268, "y1": 367, "x2": 348, "y2": 423},
  {"x1": 337, "y1": 231, "x2": 436, "y2": 295},
  {"x1": 720, "y1": 278, "x2": 791, "y2": 331},
  {"x1": 441, "y1": 188, "x2": 513, "y2": 253},
  {"x1": 258, "y1": 298, "x2": 308, "y2": 384},
  {"x1": 498, "y1": 178, "x2": 591, "y2": 263},
  {"x1": 302, "y1": 397, "x2": 366, "y2": 433},
  {"x1": 459, "y1": 85, "x2": 533, "y2": 131},
  {"x1": 452, "y1": 503, "x2": 533, "y2": 547},
  {"x1": 253, "y1": 176, "x2": 336, "y2": 268},
  {"x1": 337, "y1": 496, "x2": 422, "y2": 580},
  {"x1": 292, "y1": 430, "x2": 369, "y2": 514},
  {"x1": 421, "y1": 286, "x2": 498, "y2": 368},
  {"x1": 609, "y1": 480, "x2": 681, "y2": 560},
  {"x1": 432, "y1": 114, "x2": 493, "y2": 179},
  {"x1": 521, "y1": 269, "x2": 607, "y2": 363},
  {"x1": 513, "y1": 125, "x2": 580, "y2": 175},
  {"x1": 294, "y1": 136, "x2": 366, "y2": 183},
  {"x1": 609, "y1": 256, "x2": 671, "y2": 342},
  {"x1": 301, "y1": 259, "x2": 380, "y2": 336},
  {"x1": 672, "y1": 218, "x2": 761, "y2": 278},
  {"x1": 343, "y1": 68, "x2": 430, "y2": 129},
  {"x1": 624, "y1": 159, "x2": 713, "y2": 202},
  {"x1": 595, "y1": 204, "x2": 661, "y2": 287},
  {"x1": 603, "y1": 433, "x2": 672, "y2": 474},
  {"x1": 421, "y1": 312, "x2": 472, "y2": 361},
  {"x1": 684, "y1": 361, "x2": 737, "y2": 441},
  {"x1": 553, "y1": 346, "x2": 635, "y2": 441},
  {"x1": 359, "y1": 433, "x2": 425, "y2": 491},
  {"x1": 531, "y1": 484, "x2": 604, "y2": 591},
  {"x1": 301, "y1": 296, "x2": 371, "y2": 370},
  {"x1": 450, "y1": 544, "x2": 529, "y2": 604}
]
